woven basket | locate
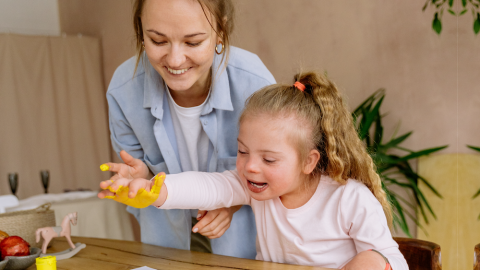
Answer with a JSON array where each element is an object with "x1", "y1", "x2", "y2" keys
[{"x1": 0, "y1": 203, "x2": 56, "y2": 248}]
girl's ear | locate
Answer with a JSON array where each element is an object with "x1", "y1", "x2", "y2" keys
[{"x1": 303, "y1": 149, "x2": 320, "y2": 174}]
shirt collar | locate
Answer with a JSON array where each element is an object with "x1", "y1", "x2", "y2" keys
[{"x1": 142, "y1": 52, "x2": 233, "y2": 119}]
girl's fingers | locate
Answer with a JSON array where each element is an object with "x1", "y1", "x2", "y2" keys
[
  {"x1": 100, "y1": 178, "x2": 132, "y2": 193},
  {"x1": 110, "y1": 173, "x2": 122, "y2": 181},
  {"x1": 98, "y1": 189, "x2": 115, "y2": 199},
  {"x1": 99, "y1": 179, "x2": 115, "y2": 189},
  {"x1": 128, "y1": 178, "x2": 151, "y2": 198}
]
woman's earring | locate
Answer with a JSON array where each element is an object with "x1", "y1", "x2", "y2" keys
[
  {"x1": 142, "y1": 41, "x2": 145, "y2": 49},
  {"x1": 215, "y1": 41, "x2": 224, "y2": 55}
]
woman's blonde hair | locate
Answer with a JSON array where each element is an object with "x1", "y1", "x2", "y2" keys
[
  {"x1": 132, "y1": 0, "x2": 235, "y2": 75},
  {"x1": 239, "y1": 71, "x2": 393, "y2": 227}
]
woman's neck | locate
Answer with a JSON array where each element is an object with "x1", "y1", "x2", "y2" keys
[{"x1": 168, "y1": 69, "x2": 212, "y2": 108}]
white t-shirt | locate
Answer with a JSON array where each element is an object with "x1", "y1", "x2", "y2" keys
[
  {"x1": 161, "y1": 171, "x2": 408, "y2": 269},
  {"x1": 166, "y1": 86, "x2": 210, "y2": 173}
]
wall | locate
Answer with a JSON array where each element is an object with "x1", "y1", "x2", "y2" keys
[
  {"x1": 58, "y1": 0, "x2": 136, "y2": 92},
  {"x1": 0, "y1": 0, "x2": 60, "y2": 35},
  {"x1": 58, "y1": 0, "x2": 479, "y2": 154}
]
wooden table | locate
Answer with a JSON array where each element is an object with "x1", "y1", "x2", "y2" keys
[{"x1": 27, "y1": 237, "x2": 334, "y2": 270}]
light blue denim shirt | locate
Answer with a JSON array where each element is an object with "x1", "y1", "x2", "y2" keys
[{"x1": 106, "y1": 46, "x2": 275, "y2": 259}]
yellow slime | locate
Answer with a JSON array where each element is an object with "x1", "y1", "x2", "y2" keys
[
  {"x1": 104, "y1": 174, "x2": 165, "y2": 208},
  {"x1": 99, "y1": 164, "x2": 110, "y2": 171}
]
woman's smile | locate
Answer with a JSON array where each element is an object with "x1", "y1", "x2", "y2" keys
[{"x1": 166, "y1": 66, "x2": 191, "y2": 75}]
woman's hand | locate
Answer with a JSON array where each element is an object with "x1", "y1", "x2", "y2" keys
[
  {"x1": 97, "y1": 173, "x2": 168, "y2": 208},
  {"x1": 193, "y1": 206, "x2": 242, "y2": 239},
  {"x1": 100, "y1": 150, "x2": 150, "y2": 180},
  {"x1": 341, "y1": 250, "x2": 390, "y2": 270}
]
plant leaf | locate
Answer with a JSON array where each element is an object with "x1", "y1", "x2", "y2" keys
[
  {"x1": 381, "y1": 132, "x2": 413, "y2": 150},
  {"x1": 423, "y1": 0, "x2": 431, "y2": 11},
  {"x1": 373, "y1": 111, "x2": 383, "y2": 151},
  {"x1": 432, "y1": 13, "x2": 442, "y2": 34},
  {"x1": 359, "y1": 96, "x2": 384, "y2": 140},
  {"x1": 390, "y1": 195, "x2": 411, "y2": 237},
  {"x1": 463, "y1": 0, "x2": 468, "y2": 6},
  {"x1": 467, "y1": 145, "x2": 480, "y2": 152},
  {"x1": 474, "y1": 14, "x2": 480, "y2": 34},
  {"x1": 448, "y1": 9, "x2": 456, "y2": 15},
  {"x1": 449, "y1": 0, "x2": 454, "y2": 7},
  {"x1": 460, "y1": 9, "x2": 468, "y2": 15},
  {"x1": 396, "y1": 145, "x2": 448, "y2": 162},
  {"x1": 472, "y1": 188, "x2": 480, "y2": 199}
]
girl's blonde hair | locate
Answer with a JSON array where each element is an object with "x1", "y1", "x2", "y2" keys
[
  {"x1": 132, "y1": 0, "x2": 235, "y2": 76},
  {"x1": 239, "y1": 71, "x2": 393, "y2": 227}
]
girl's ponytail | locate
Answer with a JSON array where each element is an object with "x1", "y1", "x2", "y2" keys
[{"x1": 295, "y1": 72, "x2": 393, "y2": 228}]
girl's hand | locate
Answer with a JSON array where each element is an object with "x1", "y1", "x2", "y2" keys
[
  {"x1": 100, "y1": 150, "x2": 150, "y2": 180},
  {"x1": 193, "y1": 206, "x2": 242, "y2": 239},
  {"x1": 97, "y1": 173, "x2": 166, "y2": 208},
  {"x1": 341, "y1": 250, "x2": 390, "y2": 270}
]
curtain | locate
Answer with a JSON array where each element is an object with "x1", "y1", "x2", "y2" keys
[{"x1": 0, "y1": 33, "x2": 111, "y2": 199}]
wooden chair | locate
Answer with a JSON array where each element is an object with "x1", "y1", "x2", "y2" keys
[
  {"x1": 474, "y1": 243, "x2": 480, "y2": 270},
  {"x1": 393, "y1": 237, "x2": 442, "y2": 270}
]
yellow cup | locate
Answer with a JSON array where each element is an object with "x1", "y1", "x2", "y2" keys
[{"x1": 36, "y1": 256, "x2": 56, "y2": 270}]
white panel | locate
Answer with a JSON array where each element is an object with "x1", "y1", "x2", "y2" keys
[{"x1": 0, "y1": 0, "x2": 60, "y2": 36}]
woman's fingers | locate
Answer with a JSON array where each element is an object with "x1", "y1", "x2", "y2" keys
[
  {"x1": 200, "y1": 218, "x2": 231, "y2": 239},
  {"x1": 196, "y1": 210, "x2": 208, "y2": 220},
  {"x1": 193, "y1": 208, "x2": 233, "y2": 239},
  {"x1": 120, "y1": 150, "x2": 136, "y2": 166},
  {"x1": 193, "y1": 209, "x2": 218, "y2": 233}
]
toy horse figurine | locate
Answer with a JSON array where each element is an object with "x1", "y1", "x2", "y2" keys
[{"x1": 35, "y1": 212, "x2": 86, "y2": 260}]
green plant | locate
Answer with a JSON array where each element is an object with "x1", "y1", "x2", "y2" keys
[
  {"x1": 423, "y1": 0, "x2": 480, "y2": 34},
  {"x1": 353, "y1": 89, "x2": 448, "y2": 237},
  {"x1": 468, "y1": 145, "x2": 480, "y2": 219}
]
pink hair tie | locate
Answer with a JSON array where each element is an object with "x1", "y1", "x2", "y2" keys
[{"x1": 294, "y1": 81, "x2": 306, "y2": 92}]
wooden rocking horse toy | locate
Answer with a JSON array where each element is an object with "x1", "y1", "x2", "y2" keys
[{"x1": 35, "y1": 212, "x2": 86, "y2": 260}]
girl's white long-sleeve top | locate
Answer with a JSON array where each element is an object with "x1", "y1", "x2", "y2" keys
[{"x1": 160, "y1": 170, "x2": 408, "y2": 270}]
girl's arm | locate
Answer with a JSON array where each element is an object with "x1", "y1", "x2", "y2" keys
[
  {"x1": 160, "y1": 170, "x2": 250, "y2": 210},
  {"x1": 340, "y1": 181, "x2": 409, "y2": 270},
  {"x1": 98, "y1": 170, "x2": 250, "y2": 210}
]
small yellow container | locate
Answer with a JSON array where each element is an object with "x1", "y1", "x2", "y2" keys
[{"x1": 36, "y1": 256, "x2": 56, "y2": 270}]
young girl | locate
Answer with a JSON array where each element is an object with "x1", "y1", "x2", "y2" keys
[{"x1": 98, "y1": 71, "x2": 408, "y2": 270}]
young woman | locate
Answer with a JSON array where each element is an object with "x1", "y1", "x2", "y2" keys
[{"x1": 102, "y1": 0, "x2": 275, "y2": 259}]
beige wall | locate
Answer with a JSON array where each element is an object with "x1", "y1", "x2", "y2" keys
[
  {"x1": 59, "y1": 0, "x2": 479, "y2": 154},
  {"x1": 58, "y1": 0, "x2": 478, "y2": 239}
]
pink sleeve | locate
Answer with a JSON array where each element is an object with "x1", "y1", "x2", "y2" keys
[
  {"x1": 340, "y1": 181, "x2": 409, "y2": 270},
  {"x1": 160, "y1": 170, "x2": 251, "y2": 210}
]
